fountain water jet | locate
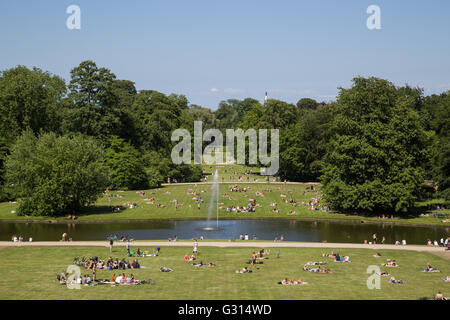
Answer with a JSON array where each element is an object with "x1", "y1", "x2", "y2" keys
[{"x1": 197, "y1": 169, "x2": 221, "y2": 231}]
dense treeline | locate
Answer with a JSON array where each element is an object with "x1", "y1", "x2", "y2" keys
[
  {"x1": 0, "y1": 61, "x2": 203, "y2": 215},
  {"x1": 0, "y1": 60, "x2": 448, "y2": 216}
]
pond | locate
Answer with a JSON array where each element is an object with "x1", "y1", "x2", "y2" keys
[{"x1": 1, "y1": 219, "x2": 449, "y2": 244}]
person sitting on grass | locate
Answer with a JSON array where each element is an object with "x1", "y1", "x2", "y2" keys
[
  {"x1": 373, "y1": 253, "x2": 382, "y2": 258},
  {"x1": 422, "y1": 263, "x2": 440, "y2": 273},
  {"x1": 322, "y1": 251, "x2": 336, "y2": 258},
  {"x1": 388, "y1": 277, "x2": 406, "y2": 284},
  {"x1": 435, "y1": 292, "x2": 446, "y2": 300},
  {"x1": 160, "y1": 266, "x2": 174, "y2": 272}
]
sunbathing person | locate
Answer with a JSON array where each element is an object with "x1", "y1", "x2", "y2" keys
[
  {"x1": 278, "y1": 278, "x2": 308, "y2": 285},
  {"x1": 303, "y1": 265, "x2": 332, "y2": 274},
  {"x1": 442, "y1": 276, "x2": 450, "y2": 283},
  {"x1": 384, "y1": 260, "x2": 398, "y2": 267},
  {"x1": 377, "y1": 271, "x2": 390, "y2": 277},
  {"x1": 373, "y1": 253, "x2": 382, "y2": 258},
  {"x1": 160, "y1": 266, "x2": 174, "y2": 272},
  {"x1": 388, "y1": 277, "x2": 406, "y2": 284},
  {"x1": 235, "y1": 267, "x2": 252, "y2": 273},
  {"x1": 305, "y1": 261, "x2": 327, "y2": 266},
  {"x1": 422, "y1": 263, "x2": 440, "y2": 272}
]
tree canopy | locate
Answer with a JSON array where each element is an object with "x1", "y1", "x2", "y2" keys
[{"x1": 5, "y1": 131, "x2": 108, "y2": 216}]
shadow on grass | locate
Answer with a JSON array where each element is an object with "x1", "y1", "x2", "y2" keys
[{"x1": 76, "y1": 206, "x2": 129, "y2": 217}]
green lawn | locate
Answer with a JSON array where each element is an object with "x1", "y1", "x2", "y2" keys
[
  {"x1": 0, "y1": 245, "x2": 448, "y2": 300},
  {"x1": 0, "y1": 164, "x2": 448, "y2": 226}
]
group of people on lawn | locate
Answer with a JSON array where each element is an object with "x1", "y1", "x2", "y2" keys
[{"x1": 74, "y1": 256, "x2": 141, "y2": 270}]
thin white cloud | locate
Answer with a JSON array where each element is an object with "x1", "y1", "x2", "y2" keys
[
  {"x1": 223, "y1": 88, "x2": 244, "y2": 94},
  {"x1": 210, "y1": 88, "x2": 219, "y2": 93},
  {"x1": 436, "y1": 83, "x2": 450, "y2": 90}
]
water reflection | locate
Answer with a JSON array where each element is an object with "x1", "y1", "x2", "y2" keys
[{"x1": 0, "y1": 219, "x2": 448, "y2": 245}]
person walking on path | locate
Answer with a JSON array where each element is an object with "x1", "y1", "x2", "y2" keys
[
  {"x1": 193, "y1": 240, "x2": 199, "y2": 254},
  {"x1": 109, "y1": 238, "x2": 114, "y2": 253},
  {"x1": 126, "y1": 240, "x2": 130, "y2": 255}
]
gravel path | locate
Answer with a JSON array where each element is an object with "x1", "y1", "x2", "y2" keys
[{"x1": 1, "y1": 240, "x2": 449, "y2": 255}]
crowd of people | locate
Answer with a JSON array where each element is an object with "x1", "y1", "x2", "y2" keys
[
  {"x1": 73, "y1": 256, "x2": 142, "y2": 270},
  {"x1": 57, "y1": 272, "x2": 149, "y2": 286}
]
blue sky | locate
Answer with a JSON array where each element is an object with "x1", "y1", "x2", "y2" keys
[{"x1": 0, "y1": 0, "x2": 449, "y2": 109}]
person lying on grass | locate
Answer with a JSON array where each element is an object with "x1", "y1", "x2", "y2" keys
[
  {"x1": 160, "y1": 266, "x2": 174, "y2": 272},
  {"x1": 442, "y1": 276, "x2": 450, "y2": 282},
  {"x1": 333, "y1": 255, "x2": 350, "y2": 262},
  {"x1": 305, "y1": 261, "x2": 327, "y2": 266},
  {"x1": 303, "y1": 265, "x2": 333, "y2": 274},
  {"x1": 388, "y1": 277, "x2": 406, "y2": 284},
  {"x1": 383, "y1": 260, "x2": 398, "y2": 267},
  {"x1": 193, "y1": 261, "x2": 216, "y2": 267},
  {"x1": 278, "y1": 278, "x2": 308, "y2": 285},
  {"x1": 422, "y1": 263, "x2": 440, "y2": 272},
  {"x1": 235, "y1": 267, "x2": 252, "y2": 273},
  {"x1": 373, "y1": 253, "x2": 382, "y2": 258},
  {"x1": 376, "y1": 271, "x2": 390, "y2": 277}
]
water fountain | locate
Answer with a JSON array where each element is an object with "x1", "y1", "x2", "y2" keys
[{"x1": 198, "y1": 169, "x2": 221, "y2": 231}]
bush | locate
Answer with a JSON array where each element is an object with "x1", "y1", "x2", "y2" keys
[{"x1": 5, "y1": 131, "x2": 109, "y2": 216}]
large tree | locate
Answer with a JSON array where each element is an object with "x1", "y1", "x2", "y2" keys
[
  {"x1": 321, "y1": 77, "x2": 430, "y2": 214},
  {"x1": 105, "y1": 137, "x2": 149, "y2": 190},
  {"x1": 62, "y1": 60, "x2": 136, "y2": 142},
  {"x1": 279, "y1": 104, "x2": 334, "y2": 181},
  {"x1": 5, "y1": 131, "x2": 109, "y2": 216},
  {"x1": 0, "y1": 66, "x2": 66, "y2": 142}
]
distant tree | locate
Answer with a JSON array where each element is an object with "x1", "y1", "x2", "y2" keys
[
  {"x1": 279, "y1": 104, "x2": 334, "y2": 181},
  {"x1": 259, "y1": 99, "x2": 299, "y2": 129},
  {"x1": 433, "y1": 136, "x2": 450, "y2": 202},
  {"x1": 238, "y1": 103, "x2": 264, "y2": 130},
  {"x1": 189, "y1": 105, "x2": 216, "y2": 129},
  {"x1": 296, "y1": 98, "x2": 319, "y2": 110},
  {"x1": 321, "y1": 77, "x2": 430, "y2": 214},
  {"x1": 5, "y1": 131, "x2": 108, "y2": 216},
  {"x1": 105, "y1": 137, "x2": 149, "y2": 190},
  {"x1": 215, "y1": 98, "x2": 259, "y2": 131}
]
